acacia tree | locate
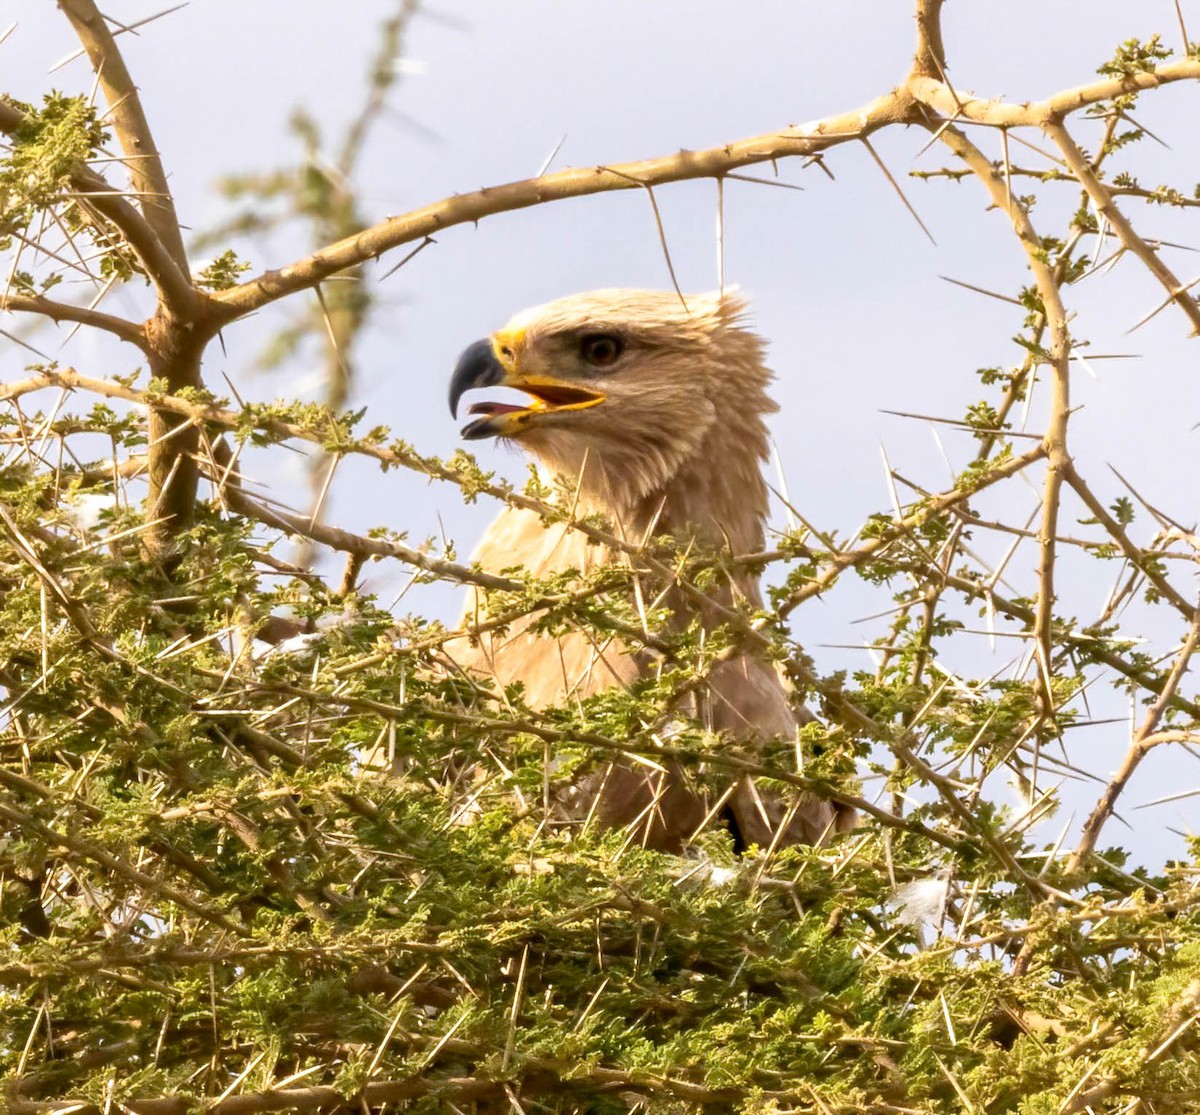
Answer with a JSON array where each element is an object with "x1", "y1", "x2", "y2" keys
[{"x1": 2, "y1": 2, "x2": 1200, "y2": 1112}]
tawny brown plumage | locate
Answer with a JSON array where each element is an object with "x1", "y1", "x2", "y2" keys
[{"x1": 447, "y1": 289, "x2": 849, "y2": 852}]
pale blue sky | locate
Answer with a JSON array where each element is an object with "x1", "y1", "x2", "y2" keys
[{"x1": 4, "y1": 2, "x2": 1199, "y2": 862}]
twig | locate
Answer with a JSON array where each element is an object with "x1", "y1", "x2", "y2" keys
[
  {"x1": 930, "y1": 121, "x2": 1072, "y2": 721},
  {"x1": 1063, "y1": 463, "x2": 1195, "y2": 620},
  {"x1": 0, "y1": 291, "x2": 146, "y2": 349},
  {"x1": 57, "y1": 0, "x2": 189, "y2": 273},
  {"x1": 1045, "y1": 120, "x2": 1200, "y2": 335},
  {"x1": 1069, "y1": 607, "x2": 1200, "y2": 869}
]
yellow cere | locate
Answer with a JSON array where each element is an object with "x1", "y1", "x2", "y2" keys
[{"x1": 489, "y1": 328, "x2": 525, "y2": 372}]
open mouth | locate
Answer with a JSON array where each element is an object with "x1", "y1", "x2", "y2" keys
[{"x1": 460, "y1": 380, "x2": 604, "y2": 439}]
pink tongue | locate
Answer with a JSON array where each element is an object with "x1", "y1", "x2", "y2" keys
[{"x1": 469, "y1": 401, "x2": 528, "y2": 417}]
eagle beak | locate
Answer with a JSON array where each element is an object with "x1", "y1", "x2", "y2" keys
[
  {"x1": 448, "y1": 339, "x2": 504, "y2": 420},
  {"x1": 449, "y1": 336, "x2": 604, "y2": 441}
]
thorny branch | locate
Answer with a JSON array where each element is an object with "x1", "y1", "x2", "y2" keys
[
  {"x1": 1046, "y1": 119, "x2": 1200, "y2": 335},
  {"x1": 205, "y1": 60, "x2": 1200, "y2": 322},
  {"x1": 56, "y1": 0, "x2": 189, "y2": 275},
  {"x1": 1069, "y1": 606, "x2": 1200, "y2": 868},
  {"x1": 918, "y1": 117, "x2": 1074, "y2": 724},
  {"x1": 0, "y1": 290, "x2": 147, "y2": 349}
]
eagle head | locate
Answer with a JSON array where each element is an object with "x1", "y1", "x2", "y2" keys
[{"x1": 449, "y1": 289, "x2": 776, "y2": 511}]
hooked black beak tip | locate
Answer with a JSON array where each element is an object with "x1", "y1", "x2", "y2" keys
[{"x1": 449, "y1": 338, "x2": 504, "y2": 419}]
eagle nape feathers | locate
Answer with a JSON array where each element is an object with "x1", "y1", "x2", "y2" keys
[{"x1": 446, "y1": 288, "x2": 854, "y2": 854}]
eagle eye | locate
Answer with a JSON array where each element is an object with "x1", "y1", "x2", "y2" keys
[{"x1": 579, "y1": 333, "x2": 624, "y2": 368}]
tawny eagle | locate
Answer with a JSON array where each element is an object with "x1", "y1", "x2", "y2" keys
[{"x1": 448, "y1": 289, "x2": 848, "y2": 853}]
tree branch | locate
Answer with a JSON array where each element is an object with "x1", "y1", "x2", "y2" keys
[
  {"x1": 0, "y1": 291, "x2": 146, "y2": 349},
  {"x1": 930, "y1": 120, "x2": 1073, "y2": 721},
  {"x1": 935, "y1": 565, "x2": 1200, "y2": 722},
  {"x1": 9, "y1": 1061, "x2": 745, "y2": 1115},
  {"x1": 0, "y1": 796, "x2": 242, "y2": 936},
  {"x1": 220, "y1": 481, "x2": 675, "y2": 656},
  {"x1": 908, "y1": 59, "x2": 1200, "y2": 128},
  {"x1": 0, "y1": 366, "x2": 766, "y2": 570},
  {"x1": 1063, "y1": 463, "x2": 1196, "y2": 620},
  {"x1": 1046, "y1": 119, "x2": 1200, "y2": 335},
  {"x1": 775, "y1": 448, "x2": 1048, "y2": 620},
  {"x1": 1069, "y1": 606, "x2": 1200, "y2": 869},
  {"x1": 220, "y1": 480, "x2": 526, "y2": 594},
  {"x1": 52, "y1": 1, "x2": 208, "y2": 562},
  {"x1": 71, "y1": 168, "x2": 198, "y2": 313},
  {"x1": 56, "y1": 0, "x2": 189, "y2": 276},
  {"x1": 911, "y1": 0, "x2": 948, "y2": 80},
  {"x1": 186, "y1": 41, "x2": 1200, "y2": 323},
  {"x1": 208, "y1": 90, "x2": 915, "y2": 320}
]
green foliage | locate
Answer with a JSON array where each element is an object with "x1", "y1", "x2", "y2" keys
[
  {"x1": 1097, "y1": 35, "x2": 1173, "y2": 76},
  {"x1": 0, "y1": 92, "x2": 145, "y2": 282},
  {"x1": 195, "y1": 249, "x2": 253, "y2": 290},
  {"x1": 4, "y1": 374, "x2": 1198, "y2": 1111},
  {"x1": 0, "y1": 93, "x2": 108, "y2": 218}
]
